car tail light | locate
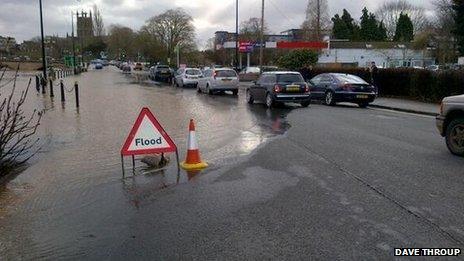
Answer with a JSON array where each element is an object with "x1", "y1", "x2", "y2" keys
[
  {"x1": 213, "y1": 71, "x2": 217, "y2": 79},
  {"x1": 274, "y1": 85, "x2": 282, "y2": 93},
  {"x1": 304, "y1": 83, "x2": 310, "y2": 93}
]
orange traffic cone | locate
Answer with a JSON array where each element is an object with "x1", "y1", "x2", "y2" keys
[{"x1": 180, "y1": 119, "x2": 208, "y2": 170}]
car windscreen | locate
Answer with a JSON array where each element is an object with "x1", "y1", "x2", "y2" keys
[
  {"x1": 157, "y1": 66, "x2": 169, "y2": 69},
  {"x1": 185, "y1": 69, "x2": 202, "y2": 75},
  {"x1": 334, "y1": 74, "x2": 368, "y2": 84},
  {"x1": 277, "y1": 74, "x2": 304, "y2": 83},
  {"x1": 216, "y1": 70, "x2": 237, "y2": 77}
]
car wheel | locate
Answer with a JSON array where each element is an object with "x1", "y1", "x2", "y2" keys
[
  {"x1": 358, "y1": 102, "x2": 369, "y2": 108},
  {"x1": 445, "y1": 118, "x2": 464, "y2": 157},
  {"x1": 175, "y1": 80, "x2": 179, "y2": 87},
  {"x1": 325, "y1": 91, "x2": 336, "y2": 106},
  {"x1": 246, "y1": 89, "x2": 254, "y2": 104},
  {"x1": 265, "y1": 93, "x2": 274, "y2": 108},
  {"x1": 197, "y1": 84, "x2": 202, "y2": 93},
  {"x1": 301, "y1": 100, "x2": 310, "y2": 107},
  {"x1": 207, "y1": 85, "x2": 213, "y2": 95},
  {"x1": 232, "y1": 90, "x2": 238, "y2": 96}
]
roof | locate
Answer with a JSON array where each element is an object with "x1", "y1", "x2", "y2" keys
[
  {"x1": 329, "y1": 41, "x2": 413, "y2": 49},
  {"x1": 263, "y1": 71, "x2": 301, "y2": 74}
]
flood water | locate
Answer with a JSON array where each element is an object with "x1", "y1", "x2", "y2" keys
[{"x1": 0, "y1": 67, "x2": 298, "y2": 259}]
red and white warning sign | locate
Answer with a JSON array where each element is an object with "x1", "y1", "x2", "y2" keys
[{"x1": 121, "y1": 107, "x2": 177, "y2": 156}]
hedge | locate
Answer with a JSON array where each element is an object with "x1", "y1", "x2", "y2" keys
[{"x1": 302, "y1": 67, "x2": 464, "y2": 103}]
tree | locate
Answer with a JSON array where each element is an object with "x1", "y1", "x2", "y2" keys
[
  {"x1": 143, "y1": 8, "x2": 196, "y2": 63},
  {"x1": 0, "y1": 67, "x2": 43, "y2": 176},
  {"x1": 240, "y1": 17, "x2": 268, "y2": 41},
  {"x1": 452, "y1": 0, "x2": 464, "y2": 55},
  {"x1": 331, "y1": 14, "x2": 350, "y2": 39},
  {"x1": 277, "y1": 49, "x2": 318, "y2": 70},
  {"x1": 360, "y1": 8, "x2": 380, "y2": 41},
  {"x1": 106, "y1": 25, "x2": 135, "y2": 59},
  {"x1": 93, "y1": 4, "x2": 105, "y2": 37},
  {"x1": 301, "y1": 0, "x2": 331, "y2": 40},
  {"x1": 394, "y1": 12, "x2": 414, "y2": 41},
  {"x1": 376, "y1": 21, "x2": 388, "y2": 41},
  {"x1": 375, "y1": 0, "x2": 429, "y2": 39},
  {"x1": 331, "y1": 9, "x2": 360, "y2": 40}
]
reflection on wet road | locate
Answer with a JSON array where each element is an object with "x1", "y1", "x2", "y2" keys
[{"x1": 0, "y1": 67, "x2": 297, "y2": 259}]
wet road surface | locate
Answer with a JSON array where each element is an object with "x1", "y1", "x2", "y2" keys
[
  {"x1": 1, "y1": 67, "x2": 464, "y2": 259},
  {"x1": 0, "y1": 67, "x2": 295, "y2": 259}
]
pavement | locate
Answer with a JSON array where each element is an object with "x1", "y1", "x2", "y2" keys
[
  {"x1": 1, "y1": 67, "x2": 463, "y2": 260},
  {"x1": 370, "y1": 97, "x2": 440, "y2": 116}
]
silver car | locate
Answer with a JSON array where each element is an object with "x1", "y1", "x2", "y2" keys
[
  {"x1": 197, "y1": 68, "x2": 239, "y2": 95},
  {"x1": 174, "y1": 68, "x2": 202, "y2": 88},
  {"x1": 436, "y1": 94, "x2": 464, "y2": 156}
]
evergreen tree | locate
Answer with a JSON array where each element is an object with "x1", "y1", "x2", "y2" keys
[
  {"x1": 331, "y1": 9, "x2": 360, "y2": 40},
  {"x1": 376, "y1": 21, "x2": 388, "y2": 41},
  {"x1": 452, "y1": 0, "x2": 464, "y2": 55},
  {"x1": 393, "y1": 12, "x2": 414, "y2": 41},
  {"x1": 360, "y1": 7, "x2": 380, "y2": 41},
  {"x1": 331, "y1": 14, "x2": 351, "y2": 39}
]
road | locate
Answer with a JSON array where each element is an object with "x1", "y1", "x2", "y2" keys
[{"x1": 0, "y1": 67, "x2": 463, "y2": 260}]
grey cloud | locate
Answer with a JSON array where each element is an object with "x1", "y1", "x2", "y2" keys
[{"x1": 0, "y1": 0, "x2": 433, "y2": 47}]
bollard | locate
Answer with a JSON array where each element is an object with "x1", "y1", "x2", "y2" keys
[
  {"x1": 60, "y1": 80, "x2": 65, "y2": 102},
  {"x1": 49, "y1": 79, "x2": 54, "y2": 98},
  {"x1": 35, "y1": 75, "x2": 40, "y2": 92},
  {"x1": 41, "y1": 77, "x2": 46, "y2": 94},
  {"x1": 74, "y1": 81, "x2": 79, "y2": 108}
]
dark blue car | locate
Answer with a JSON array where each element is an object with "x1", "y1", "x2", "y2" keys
[{"x1": 309, "y1": 73, "x2": 377, "y2": 108}]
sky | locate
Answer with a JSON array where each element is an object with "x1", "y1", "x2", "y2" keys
[{"x1": 0, "y1": 0, "x2": 434, "y2": 48}]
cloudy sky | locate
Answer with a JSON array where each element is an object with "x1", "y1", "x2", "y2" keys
[{"x1": 0, "y1": 0, "x2": 433, "y2": 47}]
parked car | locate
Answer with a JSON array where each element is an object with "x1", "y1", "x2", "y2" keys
[
  {"x1": 134, "y1": 62, "x2": 143, "y2": 71},
  {"x1": 174, "y1": 68, "x2": 202, "y2": 88},
  {"x1": 197, "y1": 68, "x2": 239, "y2": 95},
  {"x1": 308, "y1": 73, "x2": 377, "y2": 108},
  {"x1": 121, "y1": 63, "x2": 131, "y2": 74},
  {"x1": 436, "y1": 94, "x2": 464, "y2": 157},
  {"x1": 95, "y1": 63, "x2": 103, "y2": 70},
  {"x1": 150, "y1": 65, "x2": 172, "y2": 82},
  {"x1": 239, "y1": 66, "x2": 261, "y2": 82},
  {"x1": 246, "y1": 71, "x2": 311, "y2": 108}
]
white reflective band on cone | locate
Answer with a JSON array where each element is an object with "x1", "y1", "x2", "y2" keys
[{"x1": 188, "y1": 131, "x2": 198, "y2": 150}]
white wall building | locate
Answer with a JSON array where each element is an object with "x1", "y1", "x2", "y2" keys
[{"x1": 318, "y1": 41, "x2": 435, "y2": 68}]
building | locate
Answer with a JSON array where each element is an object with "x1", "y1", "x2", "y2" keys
[
  {"x1": 318, "y1": 41, "x2": 435, "y2": 68},
  {"x1": 77, "y1": 11, "x2": 94, "y2": 48}
]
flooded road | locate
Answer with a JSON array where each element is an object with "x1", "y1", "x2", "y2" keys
[{"x1": 0, "y1": 67, "x2": 298, "y2": 259}]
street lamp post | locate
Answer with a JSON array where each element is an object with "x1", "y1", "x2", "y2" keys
[
  {"x1": 259, "y1": 0, "x2": 265, "y2": 69},
  {"x1": 39, "y1": 0, "x2": 47, "y2": 81},
  {"x1": 71, "y1": 11, "x2": 77, "y2": 74},
  {"x1": 235, "y1": 0, "x2": 239, "y2": 70}
]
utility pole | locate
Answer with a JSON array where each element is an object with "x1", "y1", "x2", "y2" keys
[
  {"x1": 235, "y1": 0, "x2": 239, "y2": 70},
  {"x1": 71, "y1": 11, "x2": 77, "y2": 74},
  {"x1": 316, "y1": 0, "x2": 321, "y2": 40},
  {"x1": 259, "y1": 0, "x2": 265, "y2": 70},
  {"x1": 39, "y1": 0, "x2": 47, "y2": 81}
]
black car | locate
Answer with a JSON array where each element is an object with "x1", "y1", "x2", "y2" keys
[
  {"x1": 309, "y1": 73, "x2": 377, "y2": 108},
  {"x1": 150, "y1": 65, "x2": 172, "y2": 82},
  {"x1": 246, "y1": 71, "x2": 311, "y2": 108}
]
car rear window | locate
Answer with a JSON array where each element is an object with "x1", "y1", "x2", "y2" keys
[
  {"x1": 277, "y1": 74, "x2": 304, "y2": 83},
  {"x1": 186, "y1": 69, "x2": 202, "y2": 75},
  {"x1": 216, "y1": 70, "x2": 237, "y2": 77},
  {"x1": 334, "y1": 74, "x2": 368, "y2": 84}
]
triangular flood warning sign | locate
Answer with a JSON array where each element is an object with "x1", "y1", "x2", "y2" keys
[{"x1": 121, "y1": 108, "x2": 177, "y2": 156}]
